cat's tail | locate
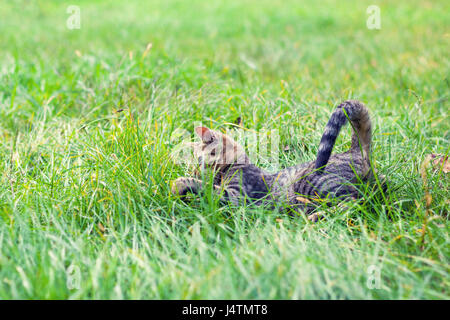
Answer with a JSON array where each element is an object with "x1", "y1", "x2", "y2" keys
[{"x1": 314, "y1": 100, "x2": 372, "y2": 172}]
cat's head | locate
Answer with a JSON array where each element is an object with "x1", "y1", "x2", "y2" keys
[{"x1": 192, "y1": 126, "x2": 248, "y2": 170}]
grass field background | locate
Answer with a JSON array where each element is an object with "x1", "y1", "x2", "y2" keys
[{"x1": 0, "y1": 0, "x2": 448, "y2": 299}]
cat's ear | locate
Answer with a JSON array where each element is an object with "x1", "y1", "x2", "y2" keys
[{"x1": 194, "y1": 126, "x2": 214, "y2": 143}]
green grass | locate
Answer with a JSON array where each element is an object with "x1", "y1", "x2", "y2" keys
[{"x1": 0, "y1": 0, "x2": 449, "y2": 299}]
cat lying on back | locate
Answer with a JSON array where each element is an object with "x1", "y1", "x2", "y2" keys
[{"x1": 171, "y1": 100, "x2": 374, "y2": 220}]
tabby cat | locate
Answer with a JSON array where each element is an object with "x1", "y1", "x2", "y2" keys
[{"x1": 171, "y1": 100, "x2": 374, "y2": 220}]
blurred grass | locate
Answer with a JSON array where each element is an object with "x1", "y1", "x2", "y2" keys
[{"x1": 0, "y1": 0, "x2": 448, "y2": 299}]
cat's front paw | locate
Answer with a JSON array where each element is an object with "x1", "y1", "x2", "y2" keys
[{"x1": 171, "y1": 177, "x2": 190, "y2": 196}]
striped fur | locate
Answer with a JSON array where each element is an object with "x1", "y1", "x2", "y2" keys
[
  {"x1": 172, "y1": 100, "x2": 374, "y2": 218},
  {"x1": 315, "y1": 100, "x2": 371, "y2": 174}
]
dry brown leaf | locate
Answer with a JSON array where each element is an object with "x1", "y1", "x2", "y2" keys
[
  {"x1": 307, "y1": 212, "x2": 324, "y2": 222},
  {"x1": 98, "y1": 222, "x2": 105, "y2": 233},
  {"x1": 425, "y1": 193, "x2": 432, "y2": 207},
  {"x1": 296, "y1": 196, "x2": 311, "y2": 204},
  {"x1": 142, "y1": 43, "x2": 153, "y2": 58},
  {"x1": 428, "y1": 153, "x2": 449, "y2": 173}
]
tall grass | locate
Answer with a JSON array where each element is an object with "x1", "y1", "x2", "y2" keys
[{"x1": 0, "y1": 0, "x2": 448, "y2": 299}]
